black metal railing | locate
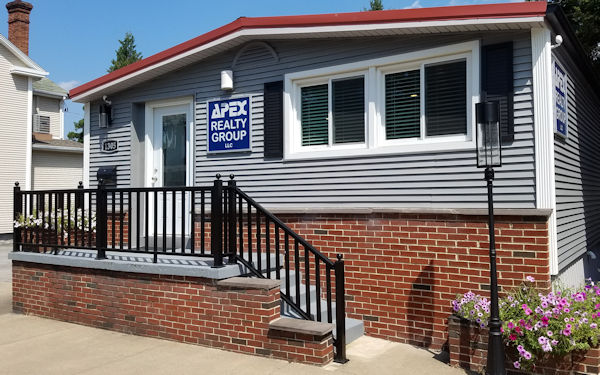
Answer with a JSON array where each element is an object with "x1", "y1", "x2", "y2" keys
[
  {"x1": 13, "y1": 178, "x2": 229, "y2": 266},
  {"x1": 224, "y1": 177, "x2": 347, "y2": 363},
  {"x1": 12, "y1": 174, "x2": 346, "y2": 362}
]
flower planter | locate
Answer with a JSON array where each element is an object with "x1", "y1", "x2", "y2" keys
[
  {"x1": 19, "y1": 229, "x2": 96, "y2": 252},
  {"x1": 448, "y1": 315, "x2": 600, "y2": 374}
]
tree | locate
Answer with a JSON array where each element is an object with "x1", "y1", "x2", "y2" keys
[
  {"x1": 108, "y1": 32, "x2": 143, "y2": 73},
  {"x1": 552, "y1": 0, "x2": 600, "y2": 63},
  {"x1": 365, "y1": 0, "x2": 383, "y2": 11},
  {"x1": 531, "y1": 0, "x2": 600, "y2": 73},
  {"x1": 67, "y1": 118, "x2": 84, "y2": 143}
]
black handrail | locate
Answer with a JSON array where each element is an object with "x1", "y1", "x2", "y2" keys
[
  {"x1": 229, "y1": 184, "x2": 347, "y2": 363},
  {"x1": 232, "y1": 187, "x2": 334, "y2": 267}
]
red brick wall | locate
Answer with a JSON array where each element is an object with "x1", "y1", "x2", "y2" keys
[
  {"x1": 273, "y1": 212, "x2": 551, "y2": 350},
  {"x1": 12, "y1": 262, "x2": 333, "y2": 365}
]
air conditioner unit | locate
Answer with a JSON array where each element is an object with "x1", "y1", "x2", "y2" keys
[{"x1": 33, "y1": 115, "x2": 50, "y2": 133}]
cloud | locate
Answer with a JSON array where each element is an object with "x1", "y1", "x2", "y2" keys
[
  {"x1": 404, "y1": 0, "x2": 422, "y2": 9},
  {"x1": 57, "y1": 80, "x2": 80, "y2": 91}
]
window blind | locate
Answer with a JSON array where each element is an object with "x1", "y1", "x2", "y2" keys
[
  {"x1": 332, "y1": 77, "x2": 365, "y2": 144},
  {"x1": 425, "y1": 60, "x2": 467, "y2": 136},
  {"x1": 301, "y1": 84, "x2": 329, "y2": 146},
  {"x1": 385, "y1": 70, "x2": 420, "y2": 139}
]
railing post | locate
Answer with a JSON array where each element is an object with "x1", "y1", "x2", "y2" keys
[
  {"x1": 13, "y1": 182, "x2": 22, "y2": 252},
  {"x1": 334, "y1": 253, "x2": 348, "y2": 363},
  {"x1": 227, "y1": 174, "x2": 237, "y2": 264},
  {"x1": 211, "y1": 174, "x2": 224, "y2": 268},
  {"x1": 76, "y1": 181, "x2": 84, "y2": 210},
  {"x1": 96, "y1": 179, "x2": 107, "y2": 259}
]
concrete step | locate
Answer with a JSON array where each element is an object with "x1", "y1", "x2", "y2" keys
[
  {"x1": 243, "y1": 259, "x2": 365, "y2": 345},
  {"x1": 277, "y1": 271, "x2": 364, "y2": 345}
]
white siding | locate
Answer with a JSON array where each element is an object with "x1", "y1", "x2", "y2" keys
[
  {"x1": 32, "y1": 150, "x2": 83, "y2": 190},
  {"x1": 33, "y1": 95, "x2": 62, "y2": 138},
  {"x1": 0, "y1": 43, "x2": 29, "y2": 233}
]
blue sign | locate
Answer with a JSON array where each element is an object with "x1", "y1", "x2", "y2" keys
[
  {"x1": 207, "y1": 97, "x2": 251, "y2": 153},
  {"x1": 553, "y1": 60, "x2": 568, "y2": 138}
]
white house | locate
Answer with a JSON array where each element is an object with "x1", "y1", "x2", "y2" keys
[{"x1": 0, "y1": 0, "x2": 82, "y2": 234}]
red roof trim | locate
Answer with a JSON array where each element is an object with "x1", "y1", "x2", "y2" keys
[{"x1": 69, "y1": 2, "x2": 547, "y2": 99}]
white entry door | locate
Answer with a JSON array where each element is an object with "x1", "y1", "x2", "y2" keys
[{"x1": 150, "y1": 104, "x2": 193, "y2": 248}]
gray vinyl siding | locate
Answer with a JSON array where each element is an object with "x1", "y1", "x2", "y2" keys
[
  {"x1": 553, "y1": 50, "x2": 600, "y2": 270},
  {"x1": 89, "y1": 101, "x2": 131, "y2": 188},
  {"x1": 89, "y1": 31, "x2": 535, "y2": 209}
]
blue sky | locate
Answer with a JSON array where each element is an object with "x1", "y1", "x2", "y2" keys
[{"x1": 0, "y1": 0, "x2": 522, "y2": 136}]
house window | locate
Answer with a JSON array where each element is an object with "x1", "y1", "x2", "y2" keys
[
  {"x1": 385, "y1": 69, "x2": 420, "y2": 139},
  {"x1": 285, "y1": 41, "x2": 479, "y2": 159},
  {"x1": 424, "y1": 60, "x2": 467, "y2": 136},
  {"x1": 384, "y1": 60, "x2": 467, "y2": 140},
  {"x1": 300, "y1": 76, "x2": 365, "y2": 147}
]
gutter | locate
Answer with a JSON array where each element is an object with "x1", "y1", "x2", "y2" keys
[{"x1": 32, "y1": 144, "x2": 83, "y2": 153}]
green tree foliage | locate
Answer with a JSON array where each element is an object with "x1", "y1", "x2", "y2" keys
[
  {"x1": 369, "y1": 0, "x2": 384, "y2": 10},
  {"x1": 67, "y1": 118, "x2": 84, "y2": 143},
  {"x1": 107, "y1": 32, "x2": 143, "y2": 73},
  {"x1": 552, "y1": 0, "x2": 600, "y2": 63},
  {"x1": 366, "y1": 0, "x2": 383, "y2": 11},
  {"x1": 531, "y1": 0, "x2": 600, "y2": 73}
]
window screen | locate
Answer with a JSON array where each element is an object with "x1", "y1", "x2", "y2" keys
[
  {"x1": 385, "y1": 70, "x2": 420, "y2": 139},
  {"x1": 332, "y1": 77, "x2": 365, "y2": 144},
  {"x1": 425, "y1": 60, "x2": 467, "y2": 136},
  {"x1": 301, "y1": 84, "x2": 329, "y2": 146}
]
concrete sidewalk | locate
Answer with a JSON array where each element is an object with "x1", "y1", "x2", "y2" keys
[{"x1": 0, "y1": 244, "x2": 469, "y2": 375}]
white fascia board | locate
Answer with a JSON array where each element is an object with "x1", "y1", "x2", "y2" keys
[
  {"x1": 26, "y1": 77, "x2": 33, "y2": 190},
  {"x1": 83, "y1": 102, "x2": 90, "y2": 188},
  {"x1": 0, "y1": 33, "x2": 46, "y2": 72},
  {"x1": 32, "y1": 144, "x2": 83, "y2": 153},
  {"x1": 10, "y1": 66, "x2": 49, "y2": 78},
  {"x1": 70, "y1": 16, "x2": 543, "y2": 103},
  {"x1": 34, "y1": 89, "x2": 67, "y2": 99},
  {"x1": 531, "y1": 26, "x2": 558, "y2": 275}
]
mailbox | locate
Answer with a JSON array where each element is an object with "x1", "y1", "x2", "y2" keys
[{"x1": 97, "y1": 166, "x2": 117, "y2": 186}]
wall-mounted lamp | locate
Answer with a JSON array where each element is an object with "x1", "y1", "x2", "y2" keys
[
  {"x1": 221, "y1": 70, "x2": 233, "y2": 91},
  {"x1": 99, "y1": 95, "x2": 112, "y2": 128},
  {"x1": 551, "y1": 34, "x2": 563, "y2": 49}
]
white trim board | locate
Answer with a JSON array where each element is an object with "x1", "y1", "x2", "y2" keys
[
  {"x1": 25, "y1": 77, "x2": 33, "y2": 190},
  {"x1": 0, "y1": 34, "x2": 47, "y2": 74},
  {"x1": 83, "y1": 102, "x2": 90, "y2": 188},
  {"x1": 531, "y1": 27, "x2": 558, "y2": 275}
]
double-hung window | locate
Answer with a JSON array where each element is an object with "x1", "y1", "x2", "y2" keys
[
  {"x1": 383, "y1": 59, "x2": 468, "y2": 141},
  {"x1": 299, "y1": 75, "x2": 366, "y2": 147},
  {"x1": 285, "y1": 41, "x2": 478, "y2": 159}
]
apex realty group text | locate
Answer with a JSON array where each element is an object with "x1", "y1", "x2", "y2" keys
[{"x1": 207, "y1": 97, "x2": 251, "y2": 152}]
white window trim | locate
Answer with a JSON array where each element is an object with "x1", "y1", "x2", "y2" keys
[
  {"x1": 284, "y1": 40, "x2": 480, "y2": 161},
  {"x1": 292, "y1": 71, "x2": 368, "y2": 152}
]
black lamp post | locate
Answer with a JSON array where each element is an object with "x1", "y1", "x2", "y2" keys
[{"x1": 476, "y1": 101, "x2": 506, "y2": 375}]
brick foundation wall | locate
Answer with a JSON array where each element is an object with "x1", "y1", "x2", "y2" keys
[
  {"x1": 448, "y1": 315, "x2": 600, "y2": 374},
  {"x1": 273, "y1": 212, "x2": 551, "y2": 350},
  {"x1": 12, "y1": 261, "x2": 333, "y2": 365}
]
